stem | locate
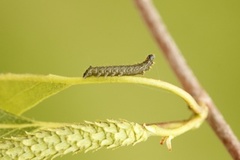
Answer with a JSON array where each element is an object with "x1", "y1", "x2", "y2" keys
[
  {"x1": 145, "y1": 111, "x2": 207, "y2": 137},
  {"x1": 134, "y1": 0, "x2": 240, "y2": 159},
  {"x1": 75, "y1": 76, "x2": 204, "y2": 115}
]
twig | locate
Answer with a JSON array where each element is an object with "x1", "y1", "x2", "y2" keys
[{"x1": 134, "y1": 0, "x2": 240, "y2": 159}]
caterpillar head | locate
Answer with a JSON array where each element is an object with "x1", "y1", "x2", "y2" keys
[{"x1": 147, "y1": 54, "x2": 155, "y2": 62}]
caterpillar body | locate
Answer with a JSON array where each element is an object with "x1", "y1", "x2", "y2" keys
[{"x1": 83, "y1": 54, "x2": 155, "y2": 78}]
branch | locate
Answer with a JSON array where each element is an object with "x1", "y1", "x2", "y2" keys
[{"x1": 134, "y1": 0, "x2": 240, "y2": 159}]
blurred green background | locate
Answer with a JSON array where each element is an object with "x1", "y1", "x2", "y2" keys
[{"x1": 1, "y1": 0, "x2": 240, "y2": 159}]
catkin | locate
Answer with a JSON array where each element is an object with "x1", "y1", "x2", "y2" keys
[{"x1": 0, "y1": 120, "x2": 152, "y2": 160}]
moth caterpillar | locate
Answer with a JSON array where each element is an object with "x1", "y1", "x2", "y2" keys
[{"x1": 83, "y1": 54, "x2": 155, "y2": 78}]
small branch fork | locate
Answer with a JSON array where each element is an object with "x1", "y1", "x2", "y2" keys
[{"x1": 134, "y1": 0, "x2": 240, "y2": 159}]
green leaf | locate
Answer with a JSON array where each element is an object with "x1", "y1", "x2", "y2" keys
[
  {"x1": 0, "y1": 73, "x2": 72, "y2": 115},
  {"x1": 0, "y1": 109, "x2": 39, "y2": 140},
  {"x1": 0, "y1": 73, "x2": 203, "y2": 116}
]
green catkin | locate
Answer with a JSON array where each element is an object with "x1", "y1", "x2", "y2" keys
[{"x1": 0, "y1": 120, "x2": 152, "y2": 160}]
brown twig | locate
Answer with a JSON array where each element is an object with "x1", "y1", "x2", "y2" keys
[{"x1": 134, "y1": 0, "x2": 240, "y2": 159}]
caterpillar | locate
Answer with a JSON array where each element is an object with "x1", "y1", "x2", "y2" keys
[{"x1": 83, "y1": 54, "x2": 155, "y2": 78}]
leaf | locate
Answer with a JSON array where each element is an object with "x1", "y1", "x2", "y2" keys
[
  {"x1": 0, "y1": 73, "x2": 72, "y2": 115},
  {"x1": 0, "y1": 109, "x2": 39, "y2": 140},
  {"x1": 0, "y1": 73, "x2": 203, "y2": 116}
]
